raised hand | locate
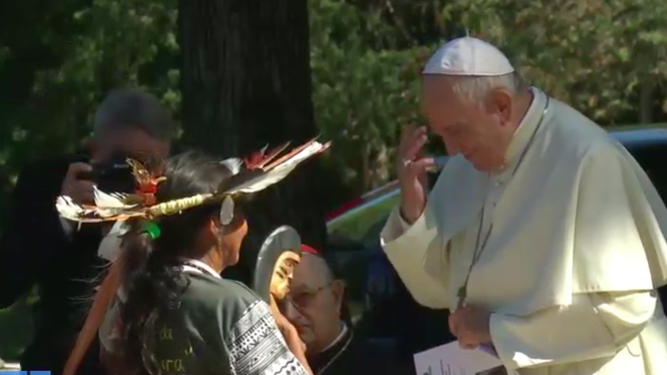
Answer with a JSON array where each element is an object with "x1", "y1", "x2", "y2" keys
[{"x1": 396, "y1": 126, "x2": 435, "y2": 224}]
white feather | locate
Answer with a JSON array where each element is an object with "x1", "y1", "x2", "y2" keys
[
  {"x1": 220, "y1": 158, "x2": 243, "y2": 175},
  {"x1": 56, "y1": 196, "x2": 102, "y2": 222},
  {"x1": 93, "y1": 186, "x2": 132, "y2": 208},
  {"x1": 90, "y1": 186, "x2": 140, "y2": 218},
  {"x1": 226, "y1": 141, "x2": 329, "y2": 195},
  {"x1": 98, "y1": 221, "x2": 130, "y2": 261},
  {"x1": 270, "y1": 142, "x2": 327, "y2": 173},
  {"x1": 56, "y1": 187, "x2": 138, "y2": 222}
]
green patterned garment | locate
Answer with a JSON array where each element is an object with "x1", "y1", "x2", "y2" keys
[{"x1": 100, "y1": 266, "x2": 309, "y2": 375}]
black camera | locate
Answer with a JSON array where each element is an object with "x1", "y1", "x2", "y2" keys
[{"x1": 78, "y1": 151, "x2": 136, "y2": 193}]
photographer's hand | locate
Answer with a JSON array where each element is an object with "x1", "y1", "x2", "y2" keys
[{"x1": 60, "y1": 162, "x2": 95, "y2": 204}]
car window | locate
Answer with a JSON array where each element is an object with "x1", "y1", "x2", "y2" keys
[
  {"x1": 327, "y1": 191, "x2": 400, "y2": 244},
  {"x1": 628, "y1": 144, "x2": 667, "y2": 201},
  {"x1": 325, "y1": 234, "x2": 371, "y2": 319},
  {"x1": 325, "y1": 189, "x2": 401, "y2": 321},
  {"x1": 327, "y1": 170, "x2": 443, "y2": 324}
]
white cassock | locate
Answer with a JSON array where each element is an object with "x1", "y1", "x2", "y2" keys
[{"x1": 381, "y1": 87, "x2": 667, "y2": 374}]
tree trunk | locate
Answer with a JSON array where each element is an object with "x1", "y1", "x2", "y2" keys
[{"x1": 179, "y1": 0, "x2": 328, "y2": 280}]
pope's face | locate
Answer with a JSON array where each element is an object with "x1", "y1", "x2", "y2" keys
[{"x1": 421, "y1": 76, "x2": 510, "y2": 172}]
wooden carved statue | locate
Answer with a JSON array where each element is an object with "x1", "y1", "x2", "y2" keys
[{"x1": 251, "y1": 225, "x2": 302, "y2": 305}]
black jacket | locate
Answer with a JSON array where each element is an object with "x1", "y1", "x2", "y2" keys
[
  {"x1": 308, "y1": 327, "x2": 413, "y2": 375},
  {"x1": 0, "y1": 155, "x2": 105, "y2": 375}
]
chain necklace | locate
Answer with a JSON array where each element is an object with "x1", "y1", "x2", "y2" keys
[
  {"x1": 456, "y1": 97, "x2": 550, "y2": 309},
  {"x1": 317, "y1": 331, "x2": 354, "y2": 375}
]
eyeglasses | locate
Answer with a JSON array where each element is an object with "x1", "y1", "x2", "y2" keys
[{"x1": 281, "y1": 282, "x2": 332, "y2": 309}]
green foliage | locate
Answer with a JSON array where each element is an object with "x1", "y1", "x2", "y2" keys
[
  {"x1": 310, "y1": 0, "x2": 431, "y2": 192},
  {"x1": 427, "y1": 0, "x2": 667, "y2": 123},
  {"x1": 0, "y1": 0, "x2": 179, "y2": 226},
  {"x1": 0, "y1": 0, "x2": 179, "y2": 359},
  {"x1": 0, "y1": 0, "x2": 665, "y2": 204},
  {"x1": 308, "y1": 0, "x2": 667, "y2": 191},
  {"x1": 0, "y1": 0, "x2": 179, "y2": 181}
]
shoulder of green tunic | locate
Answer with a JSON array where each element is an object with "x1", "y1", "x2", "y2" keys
[
  {"x1": 180, "y1": 272, "x2": 262, "y2": 331},
  {"x1": 182, "y1": 272, "x2": 258, "y2": 303},
  {"x1": 159, "y1": 272, "x2": 307, "y2": 375},
  {"x1": 150, "y1": 272, "x2": 267, "y2": 374}
]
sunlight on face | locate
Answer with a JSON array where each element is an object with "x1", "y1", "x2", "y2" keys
[
  {"x1": 282, "y1": 255, "x2": 341, "y2": 349},
  {"x1": 421, "y1": 76, "x2": 507, "y2": 172},
  {"x1": 221, "y1": 218, "x2": 248, "y2": 266},
  {"x1": 270, "y1": 252, "x2": 300, "y2": 300}
]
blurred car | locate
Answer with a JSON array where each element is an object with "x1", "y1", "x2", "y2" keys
[{"x1": 325, "y1": 128, "x2": 667, "y2": 361}]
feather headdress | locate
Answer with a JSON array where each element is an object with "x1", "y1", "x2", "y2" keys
[
  {"x1": 60, "y1": 138, "x2": 330, "y2": 375},
  {"x1": 56, "y1": 138, "x2": 331, "y2": 223}
]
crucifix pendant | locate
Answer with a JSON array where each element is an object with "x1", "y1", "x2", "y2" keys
[{"x1": 456, "y1": 285, "x2": 467, "y2": 308}]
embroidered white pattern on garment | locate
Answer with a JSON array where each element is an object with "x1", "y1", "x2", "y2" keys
[{"x1": 227, "y1": 300, "x2": 308, "y2": 375}]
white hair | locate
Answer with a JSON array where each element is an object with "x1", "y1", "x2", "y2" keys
[
  {"x1": 450, "y1": 72, "x2": 525, "y2": 102},
  {"x1": 302, "y1": 252, "x2": 335, "y2": 283}
]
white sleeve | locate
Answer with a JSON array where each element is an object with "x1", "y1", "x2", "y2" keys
[
  {"x1": 490, "y1": 290, "x2": 656, "y2": 369},
  {"x1": 381, "y1": 206, "x2": 413, "y2": 239},
  {"x1": 380, "y1": 205, "x2": 449, "y2": 309},
  {"x1": 226, "y1": 300, "x2": 309, "y2": 375},
  {"x1": 60, "y1": 217, "x2": 75, "y2": 237},
  {"x1": 397, "y1": 209, "x2": 412, "y2": 232}
]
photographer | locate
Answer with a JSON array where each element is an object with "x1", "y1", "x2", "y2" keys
[{"x1": 0, "y1": 89, "x2": 173, "y2": 375}]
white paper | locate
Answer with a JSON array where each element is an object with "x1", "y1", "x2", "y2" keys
[{"x1": 414, "y1": 341, "x2": 506, "y2": 375}]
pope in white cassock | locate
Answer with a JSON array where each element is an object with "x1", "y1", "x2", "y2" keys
[{"x1": 381, "y1": 36, "x2": 667, "y2": 374}]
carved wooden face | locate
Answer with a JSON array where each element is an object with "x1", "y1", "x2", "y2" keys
[
  {"x1": 250, "y1": 225, "x2": 302, "y2": 304},
  {"x1": 269, "y1": 251, "x2": 301, "y2": 300}
]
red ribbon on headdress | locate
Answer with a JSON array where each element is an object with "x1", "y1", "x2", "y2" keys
[
  {"x1": 134, "y1": 159, "x2": 166, "y2": 206},
  {"x1": 301, "y1": 244, "x2": 319, "y2": 256},
  {"x1": 137, "y1": 181, "x2": 159, "y2": 206}
]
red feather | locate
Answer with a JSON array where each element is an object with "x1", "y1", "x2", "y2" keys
[
  {"x1": 244, "y1": 142, "x2": 291, "y2": 170},
  {"x1": 263, "y1": 138, "x2": 319, "y2": 170}
]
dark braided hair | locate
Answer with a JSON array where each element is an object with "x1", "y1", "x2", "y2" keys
[{"x1": 118, "y1": 151, "x2": 242, "y2": 375}]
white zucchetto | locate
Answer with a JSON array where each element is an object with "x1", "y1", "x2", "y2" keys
[{"x1": 423, "y1": 37, "x2": 515, "y2": 76}]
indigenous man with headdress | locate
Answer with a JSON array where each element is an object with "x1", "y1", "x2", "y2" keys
[
  {"x1": 382, "y1": 37, "x2": 667, "y2": 374},
  {"x1": 57, "y1": 140, "x2": 330, "y2": 375}
]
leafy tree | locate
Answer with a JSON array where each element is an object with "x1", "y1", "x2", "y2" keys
[
  {"x1": 310, "y1": 0, "x2": 431, "y2": 192},
  {"x1": 0, "y1": 0, "x2": 179, "y2": 360},
  {"x1": 0, "y1": 0, "x2": 178, "y2": 225},
  {"x1": 311, "y1": 0, "x2": 667, "y2": 192}
]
